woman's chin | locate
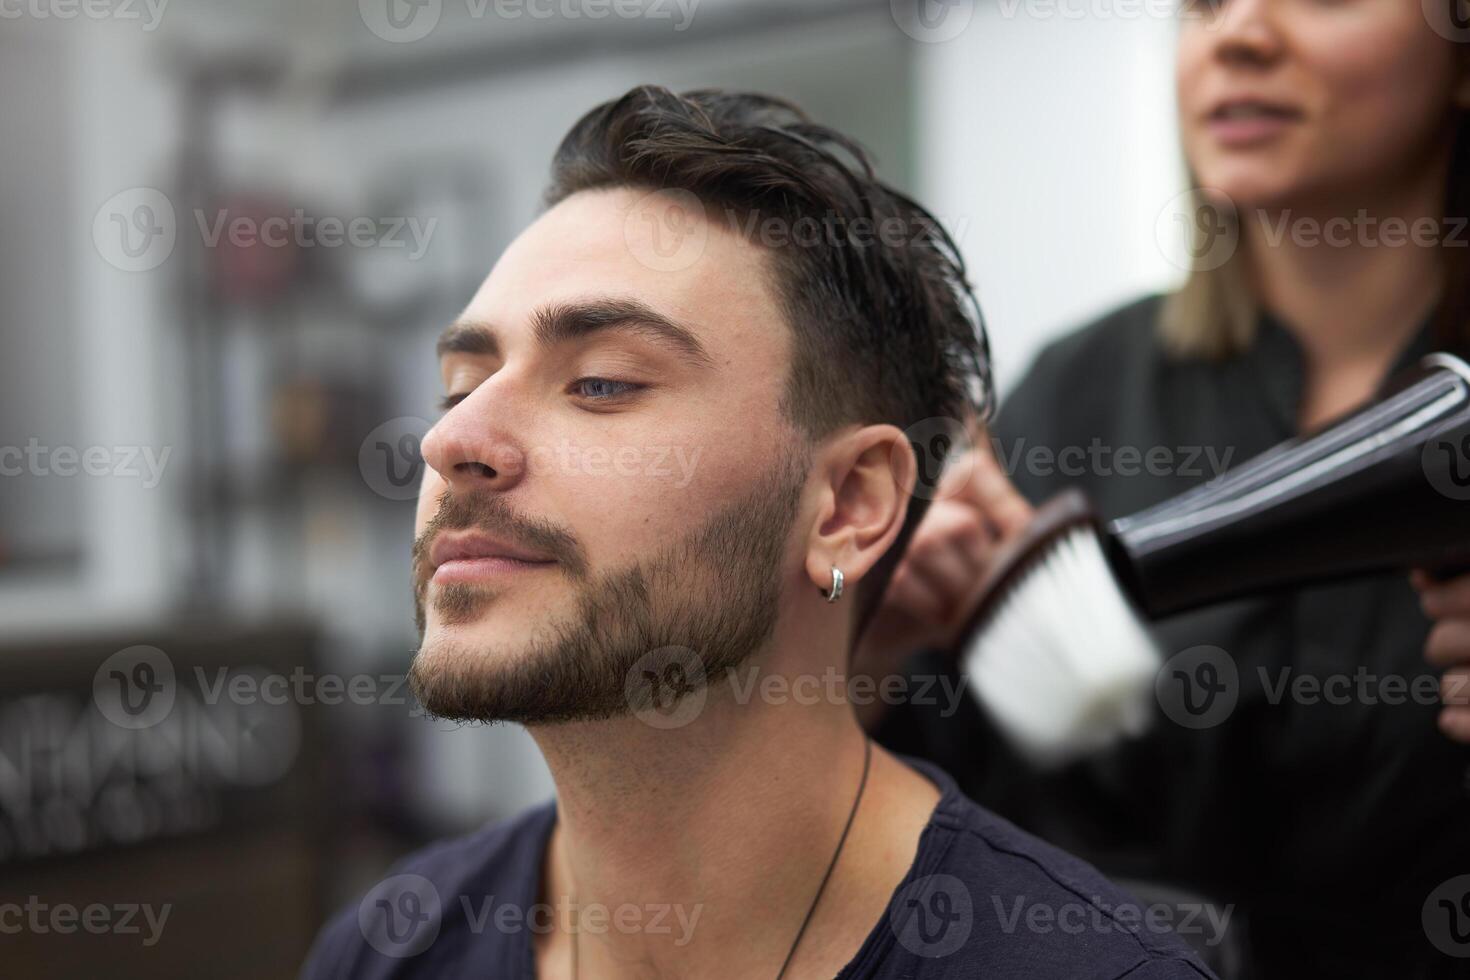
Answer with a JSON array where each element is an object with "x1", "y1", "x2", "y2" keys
[{"x1": 1196, "y1": 168, "x2": 1312, "y2": 218}]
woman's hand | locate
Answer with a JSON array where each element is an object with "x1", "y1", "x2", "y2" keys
[
  {"x1": 1412, "y1": 569, "x2": 1470, "y2": 743},
  {"x1": 850, "y1": 435, "x2": 1035, "y2": 719}
]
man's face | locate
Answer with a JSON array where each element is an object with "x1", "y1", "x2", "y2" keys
[{"x1": 409, "y1": 187, "x2": 811, "y2": 724}]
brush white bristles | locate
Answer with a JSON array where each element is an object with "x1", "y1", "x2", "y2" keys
[{"x1": 963, "y1": 525, "x2": 1161, "y2": 767}]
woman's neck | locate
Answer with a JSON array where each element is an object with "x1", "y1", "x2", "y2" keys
[
  {"x1": 1241, "y1": 158, "x2": 1448, "y2": 372},
  {"x1": 1238, "y1": 155, "x2": 1449, "y2": 428}
]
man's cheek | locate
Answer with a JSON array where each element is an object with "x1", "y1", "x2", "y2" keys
[
  {"x1": 564, "y1": 471, "x2": 704, "y2": 553},
  {"x1": 415, "y1": 474, "x2": 444, "y2": 531}
]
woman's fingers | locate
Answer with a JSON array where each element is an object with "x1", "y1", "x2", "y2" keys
[
  {"x1": 1424, "y1": 618, "x2": 1470, "y2": 670},
  {"x1": 1434, "y1": 667, "x2": 1470, "y2": 743},
  {"x1": 1414, "y1": 569, "x2": 1470, "y2": 620},
  {"x1": 952, "y1": 435, "x2": 1035, "y2": 538},
  {"x1": 888, "y1": 513, "x2": 982, "y2": 617},
  {"x1": 1414, "y1": 571, "x2": 1470, "y2": 743},
  {"x1": 883, "y1": 565, "x2": 951, "y2": 626}
]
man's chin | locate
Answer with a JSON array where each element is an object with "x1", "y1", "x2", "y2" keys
[
  {"x1": 414, "y1": 605, "x2": 545, "y2": 672},
  {"x1": 407, "y1": 634, "x2": 536, "y2": 724},
  {"x1": 407, "y1": 611, "x2": 623, "y2": 725}
]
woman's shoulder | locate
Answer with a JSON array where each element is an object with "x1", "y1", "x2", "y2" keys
[
  {"x1": 991, "y1": 294, "x2": 1200, "y2": 508},
  {"x1": 998, "y1": 293, "x2": 1168, "y2": 430},
  {"x1": 1023, "y1": 293, "x2": 1168, "y2": 386}
]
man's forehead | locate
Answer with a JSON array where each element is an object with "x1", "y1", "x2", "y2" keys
[{"x1": 460, "y1": 187, "x2": 787, "y2": 361}]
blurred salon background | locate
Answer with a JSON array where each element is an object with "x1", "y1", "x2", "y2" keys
[{"x1": 3, "y1": 1, "x2": 1192, "y2": 975}]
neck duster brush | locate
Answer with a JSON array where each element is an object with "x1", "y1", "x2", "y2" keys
[{"x1": 956, "y1": 352, "x2": 1470, "y2": 765}]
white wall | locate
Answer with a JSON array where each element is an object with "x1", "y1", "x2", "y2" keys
[
  {"x1": 0, "y1": 20, "x2": 182, "y2": 631},
  {"x1": 915, "y1": 5, "x2": 1188, "y2": 396}
]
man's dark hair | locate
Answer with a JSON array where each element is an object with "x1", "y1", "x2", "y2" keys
[{"x1": 543, "y1": 85, "x2": 993, "y2": 638}]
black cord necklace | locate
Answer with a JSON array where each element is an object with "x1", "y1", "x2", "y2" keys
[{"x1": 569, "y1": 736, "x2": 874, "y2": 980}]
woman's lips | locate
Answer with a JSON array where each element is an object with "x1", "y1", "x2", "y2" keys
[
  {"x1": 431, "y1": 556, "x2": 557, "y2": 585},
  {"x1": 1206, "y1": 103, "x2": 1302, "y2": 147}
]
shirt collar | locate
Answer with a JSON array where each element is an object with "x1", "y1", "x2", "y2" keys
[{"x1": 1249, "y1": 305, "x2": 1440, "y2": 434}]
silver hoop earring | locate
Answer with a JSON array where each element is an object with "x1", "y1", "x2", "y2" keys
[{"x1": 822, "y1": 566, "x2": 844, "y2": 603}]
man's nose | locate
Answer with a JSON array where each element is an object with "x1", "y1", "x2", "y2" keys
[{"x1": 419, "y1": 390, "x2": 528, "y2": 494}]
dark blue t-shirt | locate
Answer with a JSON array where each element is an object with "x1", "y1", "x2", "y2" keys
[{"x1": 301, "y1": 756, "x2": 1216, "y2": 979}]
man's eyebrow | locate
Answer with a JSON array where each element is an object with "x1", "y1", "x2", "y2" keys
[
  {"x1": 532, "y1": 299, "x2": 714, "y2": 368},
  {"x1": 435, "y1": 299, "x2": 714, "y2": 367},
  {"x1": 436, "y1": 320, "x2": 500, "y2": 360}
]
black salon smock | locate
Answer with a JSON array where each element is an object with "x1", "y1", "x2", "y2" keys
[{"x1": 874, "y1": 295, "x2": 1470, "y2": 979}]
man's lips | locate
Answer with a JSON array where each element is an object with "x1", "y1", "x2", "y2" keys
[
  {"x1": 431, "y1": 556, "x2": 556, "y2": 585},
  {"x1": 427, "y1": 531, "x2": 558, "y2": 584}
]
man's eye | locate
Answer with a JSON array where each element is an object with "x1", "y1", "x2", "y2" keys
[
  {"x1": 571, "y1": 377, "x2": 642, "y2": 400},
  {"x1": 438, "y1": 379, "x2": 642, "y2": 411}
]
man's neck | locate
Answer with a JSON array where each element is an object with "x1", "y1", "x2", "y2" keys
[{"x1": 528, "y1": 656, "x2": 941, "y2": 979}]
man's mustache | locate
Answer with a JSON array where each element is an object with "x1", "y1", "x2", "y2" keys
[{"x1": 412, "y1": 490, "x2": 589, "y2": 582}]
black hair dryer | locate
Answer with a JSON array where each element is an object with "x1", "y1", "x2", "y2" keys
[{"x1": 1108, "y1": 353, "x2": 1470, "y2": 617}]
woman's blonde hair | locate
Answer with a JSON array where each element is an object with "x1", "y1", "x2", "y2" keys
[
  {"x1": 1159, "y1": 41, "x2": 1470, "y2": 360},
  {"x1": 1158, "y1": 211, "x2": 1255, "y2": 360}
]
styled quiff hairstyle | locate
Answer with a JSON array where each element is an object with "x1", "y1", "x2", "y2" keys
[{"x1": 543, "y1": 85, "x2": 993, "y2": 634}]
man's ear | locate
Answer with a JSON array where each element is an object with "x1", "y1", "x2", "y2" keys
[{"x1": 803, "y1": 425, "x2": 916, "y2": 596}]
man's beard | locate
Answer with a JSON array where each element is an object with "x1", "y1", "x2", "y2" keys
[{"x1": 408, "y1": 453, "x2": 809, "y2": 725}]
